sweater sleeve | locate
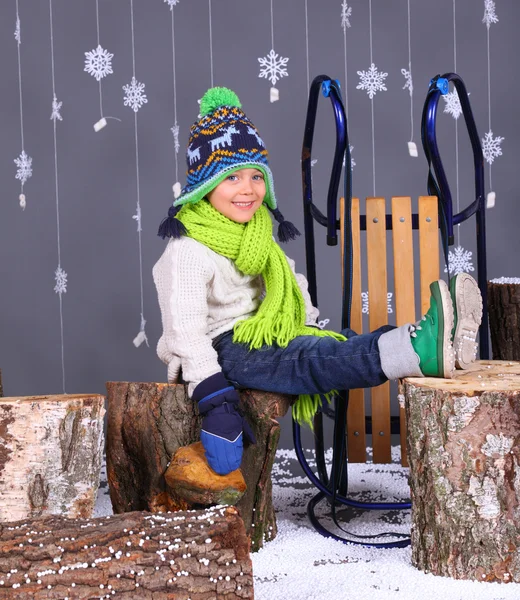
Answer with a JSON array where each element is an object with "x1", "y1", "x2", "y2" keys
[
  {"x1": 153, "y1": 239, "x2": 223, "y2": 395},
  {"x1": 285, "y1": 253, "x2": 320, "y2": 326}
]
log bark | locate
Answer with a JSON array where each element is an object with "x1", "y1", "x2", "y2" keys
[
  {"x1": 0, "y1": 394, "x2": 105, "y2": 523},
  {"x1": 106, "y1": 382, "x2": 292, "y2": 550},
  {"x1": 0, "y1": 370, "x2": 3, "y2": 398},
  {"x1": 488, "y1": 281, "x2": 520, "y2": 360},
  {"x1": 0, "y1": 506, "x2": 253, "y2": 599},
  {"x1": 404, "y1": 360, "x2": 520, "y2": 582}
]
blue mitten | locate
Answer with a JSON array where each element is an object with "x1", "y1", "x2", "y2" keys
[{"x1": 192, "y1": 373, "x2": 256, "y2": 475}]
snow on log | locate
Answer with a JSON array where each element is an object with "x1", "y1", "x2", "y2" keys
[
  {"x1": 0, "y1": 394, "x2": 105, "y2": 523},
  {"x1": 404, "y1": 360, "x2": 520, "y2": 582},
  {"x1": 0, "y1": 506, "x2": 253, "y2": 599}
]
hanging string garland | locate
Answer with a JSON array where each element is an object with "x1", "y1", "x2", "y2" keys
[
  {"x1": 48, "y1": 0, "x2": 67, "y2": 393},
  {"x1": 84, "y1": 0, "x2": 120, "y2": 132},
  {"x1": 482, "y1": 0, "x2": 502, "y2": 210},
  {"x1": 208, "y1": 0, "x2": 214, "y2": 88},
  {"x1": 401, "y1": 0, "x2": 417, "y2": 157},
  {"x1": 14, "y1": 0, "x2": 32, "y2": 210},
  {"x1": 356, "y1": 0, "x2": 388, "y2": 196},
  {"x1": 165, "y1": 0, "x2": 182, "y2": 199},
  {"x1": 123, "y1": 0, "x2": 149, "y2": 349},
  {"x1": 340, "y1": 1, "x2": 355, "y2": 170},
  {"x1": 258, "y1": 0, "x2": 289, "y2": 102}
]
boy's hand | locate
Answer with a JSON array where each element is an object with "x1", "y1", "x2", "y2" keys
[{"x1": 192, "y1": 373, "x2": 256, "y2": 475}]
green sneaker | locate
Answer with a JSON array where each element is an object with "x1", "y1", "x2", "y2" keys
[
  {"x1": 450, "y1": 273, "x2": 483, "y2": 369},
  {"x1": 410, "y1": 280, "x2": 455, "y2": 378}
]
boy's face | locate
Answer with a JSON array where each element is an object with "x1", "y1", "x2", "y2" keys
[{"x1": 206, "y1": 168, "x2": 266, "y2": 223}]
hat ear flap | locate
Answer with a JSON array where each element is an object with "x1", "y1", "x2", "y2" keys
[
  {"x1": 157, "y1": 205, "x2": 188, "y2": 239},
  {"x1": 268, "y1": 207, "x2": 301, "y2": 243}
]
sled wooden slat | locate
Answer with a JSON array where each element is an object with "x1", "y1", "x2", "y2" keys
[{"x1": 418, "y1": 196, "x2": 440, "y2": 314}]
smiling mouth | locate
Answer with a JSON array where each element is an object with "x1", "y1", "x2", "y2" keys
[{"x1": 232, "y1": 201, "x2": 255, "y2": 208}]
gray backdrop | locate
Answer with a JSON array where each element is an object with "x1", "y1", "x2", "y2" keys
[{"x1": 0, "y1": 1, "x2": 517, "y2": 446}]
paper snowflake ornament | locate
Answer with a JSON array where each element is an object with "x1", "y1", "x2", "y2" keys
[
  {"x1": 164, "y1": 0, "x2": 180, "y2": 9},
  {"x1": 483, "y1": 0, "x2": 498, "y2": 28},
  {"x1": 51, "y1": 94, "x2": 63, "y2": 121},
  {"x1": 14, "y1": 151, "x2": 32, "y2": 185},
  {"x1": 361, "y1": 291, "x2": 393, "y2": 314},
  {"x1": 15, "y1": 15, "x2": 21, "y2": 44},
  {"x1": 133, "y1": 314, "x2": 149, "y2": 348},
  {"x1": 444, "y1": 246, "x2": 475, "y2": 275},
  {"x1": 132, "y1": 203, "x2": 142, "y2": 232},
  {"x1": 317, "y1": 318, "x2": 330, "y2": 330},
  {"x1": 84, "y1": 45, "x2": 114, "y2": 82},
  {"x1": 342, "y1": 145, "x2": 356, "y2": 170},
  {"x1": 401, "y1": 68, "x2": 413, "y2": 96},
  {"x1": 442, "y1": 90, "x2": 464, "y2": 120},
  {"x1": 482, "y1": 130, "x2": 504, "y2": 165},
  {"x1": 341, "y1": 1, "x2": 352, "y2": 32},
  {"x1": 171, "y1": 123, "x2": 180, "y2": 153},
  {"x1": 123, "y1": 77, "x2": 148, "y2": 112},
  {"x1": 54, "y1": 266, "x2": 68, "y2": 294},
  {"x1": 356, "y1": 63, "x2": 388, "y2": 99},
  {"x1": 258, "y1": 49, "x2": 289, "y2": 87}
]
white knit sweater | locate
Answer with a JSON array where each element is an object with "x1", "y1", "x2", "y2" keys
[{"x1": 153, "y1": 237, "x2": 320, "y2": 394}]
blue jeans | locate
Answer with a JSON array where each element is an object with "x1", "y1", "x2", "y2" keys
[{"x1": 213, "y1": 325, "x2": 396, "y2": 396}]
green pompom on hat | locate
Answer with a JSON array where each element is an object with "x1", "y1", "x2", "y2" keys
[{"x1": 199, "y1": 86, "x2": 242, "y2": 117}]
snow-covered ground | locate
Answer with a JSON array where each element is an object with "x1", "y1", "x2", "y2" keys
[{"x1": 95, "y1": 447, "x2": 520, "y2": 600}]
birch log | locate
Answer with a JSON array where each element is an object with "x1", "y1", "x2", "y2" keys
[
  {"x1": 0, "y1": 394, "x2": 105, "y2": 523},
  {"x1": 0, "y1": 506, "x2": 253, "y2": 599},
  {"x1": 404, "y1": 360, "x2": 520, "y2": 582}
]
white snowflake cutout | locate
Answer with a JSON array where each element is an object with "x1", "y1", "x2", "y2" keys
[
  {"x1": 356, "y1": 63, "x2": 388, "y2": 99},
  {"x1": 361, "y1": 291, "x2": 393, "y2": 314},
  {"x1": 123, "y1": 77, "x2": 148, "y2": 112},
  {"x1": 51, "y1": 94, "x2": 63, "y2": 121},
  {"x1": 317, "y1": 318, "x2": 330, "y2": 330},
  {"x1": 171, "y1": 123, "x2": 180, "y2": 153},
  {"x1": 342, "y1": 145, "x2": 356, "y2": 170},
  {"x1": 164, "y1": 0, "x2": 180, "y2": 9},
  {"x1": 341, "y1": 1, "x2": 352, "y2": 32},
  {"x1": 482, "y1": 130, "x2": 504, "y2": 165},
  {"x1": 442, "y1": 90, "x2": 464, "y2": 120},
  {"x1": 258, "y1": 49, "x2": 289, "y2": 87},
  {"x1": 133, "y1": 314, "x2": 149, "y2": 348},
  {"x1": 84, "y1": 45, "x2": 114, "y2": 82},
  {"x1": 54, "y1": 266, "x2": 68, "y2": 294},
  {"x1": 444, "y1": 246, "x2": 475, "y2": 275},
  {"x1": 14, "y1": 15, "x2": 21, "y2": 44},
  {"x1": 132, "y1": 202, "x2": 142, "y2": 232},
  {"x1": 483, "y1": 0, "x2": 499, "y2": 29},
  {"x1": 401, "y1": 68, "x2": 413, "y2": 96},
  {"x1": 14, "y1": 151, "x2": 32, "y2": 186}
]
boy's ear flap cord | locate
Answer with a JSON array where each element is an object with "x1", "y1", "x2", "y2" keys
[{"x1": 296, "y1": 72, "x2": 489, "y2": 547}]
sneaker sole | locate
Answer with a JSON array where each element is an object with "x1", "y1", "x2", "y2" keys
[
  {"x1": 451, "y1": 273, "x2": 483, "y2": 369},
  {"x1": 430, "y1": 280, "x2": 455, "y2": 378}
]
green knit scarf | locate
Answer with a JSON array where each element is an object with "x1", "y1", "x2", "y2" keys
[{"x1": 176, "y1": 200, "x2": 347, "y2": 426}]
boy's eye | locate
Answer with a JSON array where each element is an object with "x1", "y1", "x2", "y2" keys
[
  {"x1": 253, "y1": 174, "x2": 264, "y2": 181},
  {"x1": 227, "y1": 175, "x2": 238, "y2": 181}
]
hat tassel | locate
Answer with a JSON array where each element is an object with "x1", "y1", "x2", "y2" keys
[
  {"x1": 269, "y1": 207, "x2": 301, "y2": 243},
  {"x1": 157, "y1": 205, "x2": 187, "y2": 239}
]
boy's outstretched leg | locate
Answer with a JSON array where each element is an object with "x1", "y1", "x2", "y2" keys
[
  {"x1": 410, "y1": 279, "x2": 455, "y2": 378},
  {"x1": 450, "y1": 273, "x2": 483, "y2": 369}
]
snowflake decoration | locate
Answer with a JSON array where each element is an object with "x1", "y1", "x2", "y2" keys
[
  {"x1": 343, "y1": 145, "x2": 356, "y2": 170},
  {"x1": 356, "y1": 63, "x2": 388, "y2": 99},
  {"x1": 50, "y1": 94, "x2": 63, "y2": 121},
  {"x1": 132, "y1": 203, "x2": 142, "y2": 232},
  {"x1": 317, "y1": 318, "x2": 330, "y2": 330},
  {"x1": 483, "y1": 0, "x2": 498, "y2": 29},
  {"x1": 123, "y1": 76, "x2": 148, "y2": 112},
  {"x1": 171, "y1": 123, "x2": 180, "y2": 153},
  {"x1": 258, "y1": 49, "x2": 289, "y2": 87},
  {"x1": 442, "y1": 90, "x2": 464, "y2": 120},
  {"x1": 14, "y1": 15, "x2": 21, "y2": 44},
  {"x1": 444, "y1": 246, "x2": 475, "y2": 275},
  {"x1": 482, "y1": 130, "x2": 504, "y2": 165},
  {"x1": 341, "y1": 1, "x2": 352, "y2": 32},
  {"x1": 361, "y1": 291, "x2": 393, "y2": 315},
  {"x1": 164, "y1": 0, "x2": 180, "y2": 9},
  {"x1": 84, "y1": 45, "x2": 114, "y2": 82},
  {"x1": 401, "y1": 68, "x2": 413, "y2": 96},
  {"x1": 54, "y1": 266, "x2": 68, "y2": 294},
  {"x1": 14, "y1": 151, "x2": 32, "y2": 185}
]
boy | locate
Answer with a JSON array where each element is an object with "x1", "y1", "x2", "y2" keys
[{"x1": 153, "y1": 87, "x2": 483, "y2": 476}]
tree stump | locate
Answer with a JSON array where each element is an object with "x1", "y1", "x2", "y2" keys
[
  {"x1": 404, "y1": 360, "x2": 520, "y2": 582},
  {"x1": 106, "y1": 381, "x2": 292, "y2": 551},
  {"x1": 0, "y1": 370, "x2": 3, "y2": 398},
  {"x1": 488, "y1": 279, "x2": 520, "y2": 360},
  {"x1": 0, "y1": 394, "x2": 105, "y2": 523},
  {"x1": 0, "y1": 506, "x2": 253, "y2": 599}
]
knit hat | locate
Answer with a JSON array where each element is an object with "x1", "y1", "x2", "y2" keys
[{"x1": 158, "y1": 86, "x2": 300, "y2": 242}]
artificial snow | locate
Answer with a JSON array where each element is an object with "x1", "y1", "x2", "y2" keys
[
  {"x1": 93, "y1": 447, "x2": 520, "y2": 599},
  {"x1": 490, "y1": 277, "x2": 520, "y2": 284}
]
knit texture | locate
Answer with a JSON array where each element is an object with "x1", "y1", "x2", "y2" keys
[{"x1": 176, "y1": 200, "x2": 347, "y2": 425}]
